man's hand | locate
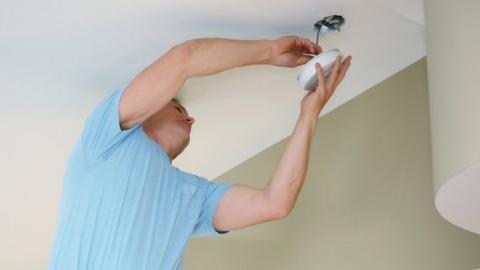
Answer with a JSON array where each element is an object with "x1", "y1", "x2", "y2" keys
[
  {"x1": 269, "y1": 36, "x2": 323, "y2": 67},
  {"x1": 301, "y1": 55, "x2": 352, "y2": 118}
]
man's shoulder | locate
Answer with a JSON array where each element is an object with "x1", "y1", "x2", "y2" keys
[{"x1": 174, "y1": 167, "x2": 209, "y2": 189}]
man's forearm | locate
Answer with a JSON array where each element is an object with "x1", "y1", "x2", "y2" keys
[
  {"x1": 178, "y1": 38, "x2": 274, "y2": 78},
  {"x1": 264, "y1": 111, "x2": 318, "y2": 216}
]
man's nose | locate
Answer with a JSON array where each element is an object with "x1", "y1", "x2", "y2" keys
[{"x1": 185, "y1": 116, "x2": 195, "y2": 124}]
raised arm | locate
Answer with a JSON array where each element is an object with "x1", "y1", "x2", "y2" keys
[
  {"x1": 213, "y1": 55, "x2": 352, "y2": 232},
  {"x1": 119, "y1": 36, "x2": 321, "y2": 130}
]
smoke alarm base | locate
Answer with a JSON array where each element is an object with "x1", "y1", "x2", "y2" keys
[{"x1": 297, "y1": 49, "x2": 343, "y2": 90}]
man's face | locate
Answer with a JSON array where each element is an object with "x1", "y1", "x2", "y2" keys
[
  {"x1": 169, "y1": 101, "x2": 194, "y2": 134},
  {"x1": 149, "y1": 100, "x2": 195, "y2": 148}
]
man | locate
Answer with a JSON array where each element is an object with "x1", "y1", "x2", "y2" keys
[{"x1": 48, "y1": 36, "x2": 351, "y2": 269}]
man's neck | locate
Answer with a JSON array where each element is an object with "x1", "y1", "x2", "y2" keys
[{"x1": 142, "y1": 126, "x2": 176, "y2": 163}]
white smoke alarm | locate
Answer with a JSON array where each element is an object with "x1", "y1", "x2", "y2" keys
[{"x1": 297, "y1": 48, "x2": 343, "y2": 90}]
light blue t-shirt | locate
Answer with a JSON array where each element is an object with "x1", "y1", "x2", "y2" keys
[{"x1": 48, "y1": 88, "x2": 234, "y2": 270}]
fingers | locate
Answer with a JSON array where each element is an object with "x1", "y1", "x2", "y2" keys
[
  {"x1": 299, "y1": 37, "x2": 322, "y2": 55},
  {"x1": 334, "y1": 56, "x2": 352, "y2": 89},
  {"x1": 315, "y1": 62, "x2": 326, "y2": 91},
  {"x1": 297, "y1": 54, "x2": 314, "y2": 65},
  {"x1": 326, "y1": 57, "x2": 342, "y2": 91},
  {"x1": 279, "y1": 35, "x2": 322, "y2": 55},
  {"x1": 314, "y1": 55, "x2": 352, "y2": 99},
  {"x1": 301, "y1": 38, "x2": 316, "y2": 54},
  {"x1": 315, "y1": 43, "x2": 323, "y2": 54}
]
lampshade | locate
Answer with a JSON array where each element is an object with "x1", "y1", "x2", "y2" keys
[{"x1": 425, "y1": 0, "x2": 480, "y2": 234}]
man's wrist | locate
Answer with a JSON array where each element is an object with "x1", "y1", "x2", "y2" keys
[
  {"x1": 257, "y1": 39, "x2": 275, "y2": 65},
  {"x1": 299, "y1": 110, "x2": 319, "y2": 128}
]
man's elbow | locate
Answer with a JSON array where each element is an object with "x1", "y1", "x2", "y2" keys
[
  {"x1": 171, "y1": 38, "x2": 210, "y2": 78},
  {"x1": 167, "y1": 42, "x2": 193, "y2": 78},
  {"x1": 270, "y1": 204, "x2": 293, "y2": 220}
]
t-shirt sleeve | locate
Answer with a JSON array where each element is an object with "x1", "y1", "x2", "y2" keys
[
  {"x1": 191, "y1": 178, "x2": 235, "y2": 237},
  {"x1": 80, "y1": 88, "x2": 141, "y2": 161}
]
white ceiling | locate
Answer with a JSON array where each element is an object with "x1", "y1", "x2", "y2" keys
[{"x1": 0, "y1": 0, "x2": 425, "y2": 180}]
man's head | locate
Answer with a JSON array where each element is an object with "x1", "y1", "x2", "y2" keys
[{"x1": 143, "y1": 98, "x2": 195, "y2": 160}]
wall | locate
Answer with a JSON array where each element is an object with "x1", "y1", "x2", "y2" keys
[
  {"x1": 1, "y1": 112, "x2": 84, "y2": 269},
  {"x1": 185, "y1": 59, "x2": 480, "y2": 269}
]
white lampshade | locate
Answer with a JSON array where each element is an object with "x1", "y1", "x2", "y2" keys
[{"x1": 425, "y1": 0, "x2": 480, "y2": 234}]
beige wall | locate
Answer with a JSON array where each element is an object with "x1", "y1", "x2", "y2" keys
[
  {"x1": 0, "y1": 114, "x2": 83, "y2": 269},
  {"x1": 185, "y1": 59, "x2": 480, "y2": 269}
]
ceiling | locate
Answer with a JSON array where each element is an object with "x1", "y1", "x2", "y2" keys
[{"x1": 0, "y1": 0, "x2": 425, "y2": 179}]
